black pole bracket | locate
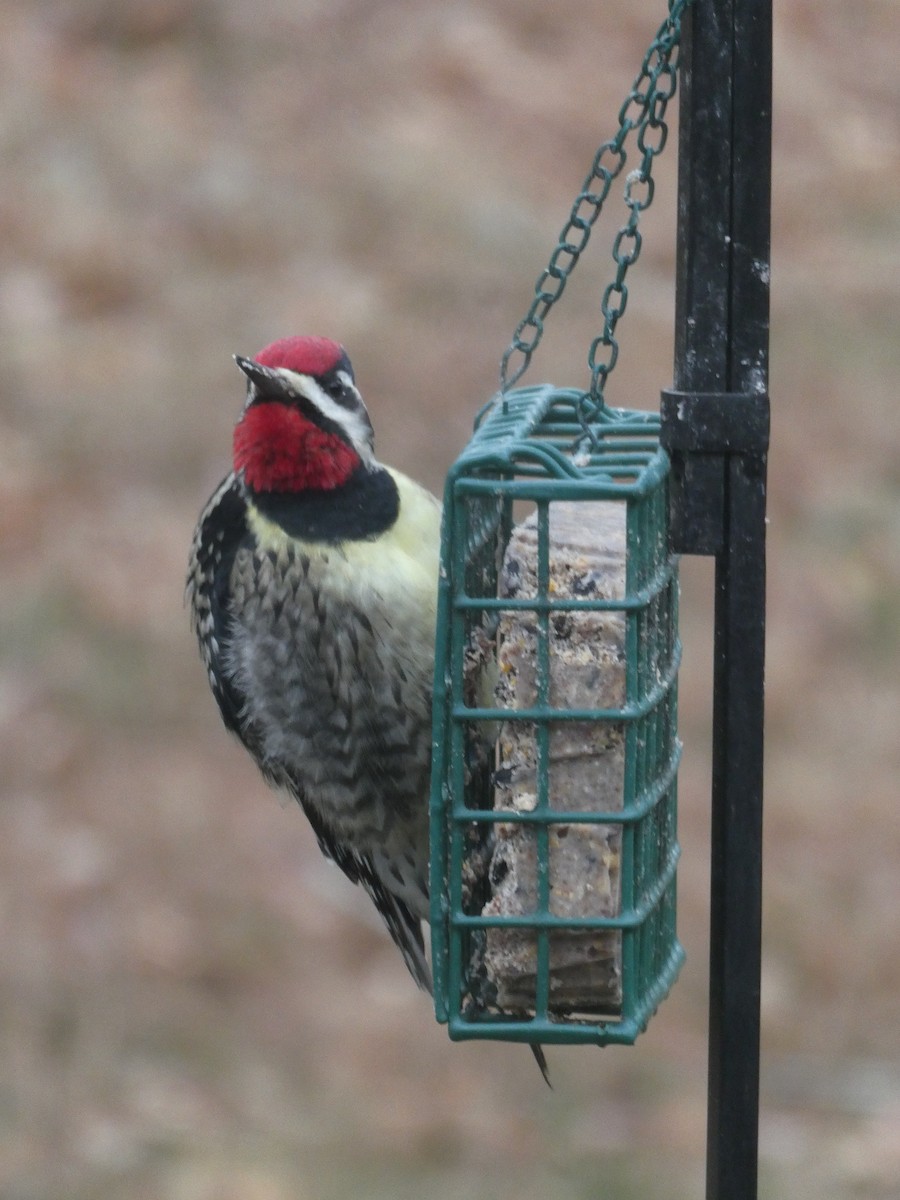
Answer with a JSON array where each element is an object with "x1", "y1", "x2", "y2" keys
[{"x1": 661, "y1": 389, "x2": 770, "y2": 556}]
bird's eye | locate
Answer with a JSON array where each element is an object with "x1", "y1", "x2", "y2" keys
[
  {"x1": 325, "y1": 380, "x2": 359, "y2": 410},
  {"x1": 323, "y1": 370, "x2": 357, "y2": 408}
]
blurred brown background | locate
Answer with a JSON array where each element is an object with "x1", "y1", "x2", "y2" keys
[{"x1": 1, "y1": 1, "x2": 899, "y2": 1197}]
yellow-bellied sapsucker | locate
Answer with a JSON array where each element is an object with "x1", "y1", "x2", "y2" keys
[{"x1": 187, "y1": 337, "x2": 440, "y2": 990}]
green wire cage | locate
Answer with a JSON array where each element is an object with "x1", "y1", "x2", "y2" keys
[{"x1": 429, "y1": 384, "x2": 683, "y2": 1047}]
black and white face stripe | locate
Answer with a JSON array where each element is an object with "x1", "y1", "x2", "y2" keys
[{"x1": 235, "y1": 356, "x2": 375, "y2": 462}]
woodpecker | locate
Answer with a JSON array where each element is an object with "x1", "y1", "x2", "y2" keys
[
  {"x1": 187, "y1": 336, "x2": 440, "y2": 989},
  {"x1": 187, "y1": 336, "x2": 550, "y2": 1083}
]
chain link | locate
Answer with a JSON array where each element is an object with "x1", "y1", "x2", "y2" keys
[{"x1": 499, "y1": 0, "x2": 690, "y2": 437}]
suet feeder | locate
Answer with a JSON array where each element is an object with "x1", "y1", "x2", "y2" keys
[{"x1": 430, "y1": 384, "x2": 683, "y2": 1047}]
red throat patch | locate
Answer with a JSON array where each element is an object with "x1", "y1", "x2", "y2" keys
[{"x1": 233, "y1": 402, "x2": 360, "y2": 493}]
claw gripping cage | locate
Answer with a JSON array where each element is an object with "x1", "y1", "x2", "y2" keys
[
  {"x1": 429, "y1": 1, "x2": 689, "y2": 1050},
  {"x1": 429, "y1": 386, "x2": 683, "y2": 1046}
]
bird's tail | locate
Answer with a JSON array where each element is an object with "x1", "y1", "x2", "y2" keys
[{"x1": 530, "y1": 1043, "x2": 552, "y2": 1088}]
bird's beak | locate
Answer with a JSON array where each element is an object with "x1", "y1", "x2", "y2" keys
[{"x1": 234, "y1": 355, "x2": 272, "y2": 389}]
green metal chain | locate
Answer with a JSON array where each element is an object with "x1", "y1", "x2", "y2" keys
[{"x1": 499, "y1": 0, "x2": 690, "y2": 437}]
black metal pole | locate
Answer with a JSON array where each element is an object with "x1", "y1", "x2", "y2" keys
[{"x1": 661, "y1": 0, "x2": 771, "y2": 1197}]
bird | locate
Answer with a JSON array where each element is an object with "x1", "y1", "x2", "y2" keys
[{"x1": 186, "y1": 335, "x2": 550, "y2": 1084}]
